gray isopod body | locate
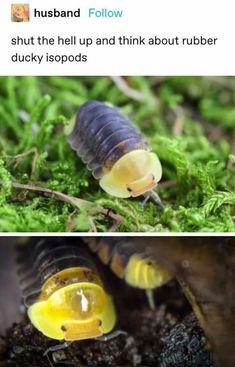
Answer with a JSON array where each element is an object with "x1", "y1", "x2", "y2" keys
[{"x1": 66, "y1": 101, "x2": 162, "y2": 199}]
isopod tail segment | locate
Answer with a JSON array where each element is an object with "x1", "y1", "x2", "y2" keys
[
  {"x1": 65, "y1": 100, "x2": 164, "y2": 208},
  {"x1": 84, "y1": 237, "x2": 172, "y2": 309},
  {"x1": 18, "y1": 238, "x2": 116, "y2": 341}
]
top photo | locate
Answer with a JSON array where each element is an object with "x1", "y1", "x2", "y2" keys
[{"x1": 0, "y1": 76, "x2": 234, "y2": 232}]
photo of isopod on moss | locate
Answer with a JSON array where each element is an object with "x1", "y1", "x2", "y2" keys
[
  {"x1": 0, "y1": 76, "x2": 234, "y2": 232},
  {"x1": 0, "y1": 237, "x2": 234, "y2": 367}
]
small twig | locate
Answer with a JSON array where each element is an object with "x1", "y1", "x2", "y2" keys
[
  {"x1": 0, "y1": 180, "x2": 123, "y2": 231},
  {"x1": 110, "y1": 76, "x2": 158, "y2": 108},
  {"x1": 89, "y1": 220, "x2": 98, "y2": 232},
  {"x1": 227, "y1": 132, "x2": 235, "y2": 169},
  {"x1": 172, "y1": 106, "x2": 185, "y2": 136},
  {"x1": 88, "y1": 206, "x2": 123, "y2": 232},
  {"x1": 158, "y1": 180, "x2": 177, "y2": 189},
  {"x1": 110, "y1": 76, "x2": 146, "y2": 102},
  {"x1": 30, "y1": 148, "x2": 39, "y2": 179},
  {"x1": 150, "y1": 76, "x2": 171, "y2": 87},
  {"x1": 1, "y1": 147, "x2": 39, "y2": 179},
  {"x1": 182, "y1": 104, "x2": 226, "y2": 142},
  {"x1": 11, "y1": 181, "x2": 89, "y2": 207},
  {"x1": 107, "y1": 215, "x2": 123, "y2": 232},
  {"x1": 205, "y1": 76, "x2": 235, "y2": 90}
]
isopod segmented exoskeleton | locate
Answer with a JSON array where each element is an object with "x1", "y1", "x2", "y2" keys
[
  {"x1": 66, "y1": 101, "x2": 163, "y2": 206},
  {"x1": 83, "y1": 237, "x2": 172, "y2": 308},
  {"x1": 18, "y1": 238, "x2": 116, "y2": 341}
]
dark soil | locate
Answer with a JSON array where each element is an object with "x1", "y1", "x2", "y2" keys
[{"x1": 0, "y1": 281, "x2": 214, "y2": 367}]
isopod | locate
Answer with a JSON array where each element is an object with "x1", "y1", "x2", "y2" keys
[
  {"x1": 66, "y1": 101, "x2": 163, "y2": 206},
  {"x1": 18, "y1": 238, "x2": 116, "y2": 341},
  {"x1": 84, "y1": 237, "x2": 172, "y2": 308}
]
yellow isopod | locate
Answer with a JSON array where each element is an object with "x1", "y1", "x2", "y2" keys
[
  {"x1": 19, "y1": 239, "x2": 116, "y2": 341},
  {"x1": 84, "y1": 237, "x2": 172, "y2": 308}
]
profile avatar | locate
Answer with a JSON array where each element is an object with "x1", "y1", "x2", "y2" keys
[{"x1": 11, "y1": 4, "x2": 30, "y2": 22}]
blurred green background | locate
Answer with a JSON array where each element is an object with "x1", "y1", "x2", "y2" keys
[{"x1": 0, "y1": 76, "x2": 234, "y2": 232}]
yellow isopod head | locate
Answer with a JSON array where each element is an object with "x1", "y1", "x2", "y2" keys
[
  {"x1": 27, "y1": 268, "x2": 116, "y2": 341},
  {"x1": 125, "y1": 255, "x2": 172, "y2": 290},
  {"x1": 99, "y1": 150, "x2": 162, "y2": 198}
]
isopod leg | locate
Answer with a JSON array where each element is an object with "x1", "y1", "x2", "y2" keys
[
  {"x1": 146, "y1": 289, "x2": 156, "y2": 310},
  {"x1": 149, "y1": 190, "x2": 164, "y2": 209},
  {"x1": 95, "y1": 330, "x2": 127, "y2": 342},
  {"x1": 142, "y1": 190, "x2": 164, "y2": 209},
  {"x1": 43, "y1": 341, "x2": 72, "y2": 356},
  {"x1": 141, "y1": 193, "x2": 151, "y2": 209}
]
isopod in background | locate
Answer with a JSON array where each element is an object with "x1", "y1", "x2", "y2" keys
[
  {"x1": 84, "y1": 237, "x2": 172, "y2": 308},
  {"x1": 66, "y1": 101, "x2": 163, "y2": 206}
]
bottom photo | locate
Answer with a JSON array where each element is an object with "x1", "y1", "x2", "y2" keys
[{"x1": 0, "y1": 237, "x2": 234, "y2": 367}]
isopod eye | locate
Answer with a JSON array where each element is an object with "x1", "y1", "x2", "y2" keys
[{"x1": 126, "y1": 187, "x2": 132, "y2": 192}]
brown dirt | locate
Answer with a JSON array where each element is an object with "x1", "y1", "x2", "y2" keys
[{"x1": 0, "y1": 280, "x2": 214, "y2": 367}]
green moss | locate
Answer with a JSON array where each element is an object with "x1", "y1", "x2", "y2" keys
[{"x1": 0, "y1": 76, "x2": 234, "y2": 232}]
